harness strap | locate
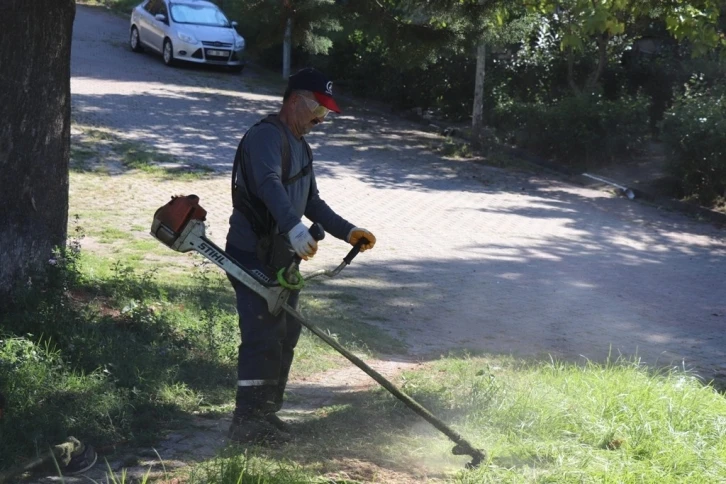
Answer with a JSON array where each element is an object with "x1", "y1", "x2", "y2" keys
[{"x1": 231, "y1": 114, "x2": 313, "y2": 237}]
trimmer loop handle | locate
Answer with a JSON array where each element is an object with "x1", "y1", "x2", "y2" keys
[{"x1": 344, "y1": 238, "x2": 368, "y2": 265}]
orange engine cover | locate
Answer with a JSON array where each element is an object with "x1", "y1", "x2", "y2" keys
[{"x1": 153, "y1": 194, "x2": 207, "y2": 234}]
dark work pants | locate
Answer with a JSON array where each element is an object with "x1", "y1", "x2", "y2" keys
[{"x1": 225, "y1": 244, "x2": 301, "y2": 418}]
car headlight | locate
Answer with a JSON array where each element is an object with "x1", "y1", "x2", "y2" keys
[
  {"x1": 177, "y1": 32, "x2": 198, "y2": 44},
  {"x1": 234, "y1": 36, "x2": 245, "y2": 49}
]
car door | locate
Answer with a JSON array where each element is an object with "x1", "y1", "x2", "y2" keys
[
  {"x1": 136, "y1": 0, "x2": 158, "y2": 51},
  {"x1": 146, "y1": 0, "x2": 170, "y2": 52}
]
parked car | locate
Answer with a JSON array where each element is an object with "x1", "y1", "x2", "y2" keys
[{"x1": 129, "y1": 0, "x2": 245, "y2": 72}]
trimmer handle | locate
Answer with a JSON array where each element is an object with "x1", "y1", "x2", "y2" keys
[
  {"x1": 309, "y1": 222, "x2": 325, "y2": 242},
  {"x1": 344, "y1": 237, "x2": 368, "y2": 265},
  {"x1": 291, "y1": 223, "x2": 326, "y2": 267}
]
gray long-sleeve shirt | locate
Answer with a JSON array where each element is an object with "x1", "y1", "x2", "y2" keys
[{"x1": 226, "y1": 119, "x2": 354, "y2": 252}]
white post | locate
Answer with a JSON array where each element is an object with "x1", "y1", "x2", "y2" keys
[{"x1": 282, "y1": 16, "x2": 292, "y2": 79}]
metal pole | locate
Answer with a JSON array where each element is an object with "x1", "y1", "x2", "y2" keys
[
  {"x1": 282, "y1": 303, "x2": 487, "y2": 468},
  {"x1": 582, "y1": 173, "x2": 635, "y2": 199},
  {"x1": 282, "y1": 15, "x2": 292, "y2": 79}
]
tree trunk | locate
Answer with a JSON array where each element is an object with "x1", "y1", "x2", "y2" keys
[
  {"x1": 567, "y1": 47, "x2": 581, "y2": 95},
  {"x1": 471, "y1": 42, "x2": 486, "y2": 149},
  {"x1": 282, "y1": 15, "x2": 293, "y2": 79},
  {"x1": 0, "y1": 0, "x2": 75, "y2": 299},
  {"x1": 585, "y1": 33, "x2": 609, "y2": 91}
]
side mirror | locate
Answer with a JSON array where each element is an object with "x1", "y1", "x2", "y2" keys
[
  {"x1": 155, "y1": 13, "x2": 167, "y2": 22},
  {"x1": 231, "y1": 21, "x2": 238, "y2": 27}
]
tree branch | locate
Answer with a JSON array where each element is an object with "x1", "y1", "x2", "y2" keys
[{"x1": 567, "y1": 47, "x2": 581, "y2": 95}]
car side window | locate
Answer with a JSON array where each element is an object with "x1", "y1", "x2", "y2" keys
[
  {"x1": 157, "y1": 1, "x2": 168, "y2": 18},
  {"x1": 144, "y1": 0, "x2": 160, "y2": 15}
]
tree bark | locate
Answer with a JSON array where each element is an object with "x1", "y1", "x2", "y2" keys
[
  {"x1": 282, "y1": 15, "x2": 293, "y2": 79},
  {"x1": 471, "y1": 42, "x2": 486, "y2": 149},
  {"x1": 567, "y1": 47, "x2": 581, "y2": 95},
  {"x1": 0, "y1": 0, "x2": 75, "y2": 299},
  {"x1": 585, "y1": 33, "x2": 609, "y2": 91}
]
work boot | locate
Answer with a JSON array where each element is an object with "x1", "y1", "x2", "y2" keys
[
  {"x1": 227, "y1": 415, "x2": 291, "y2": 447},
  {"x1": 265, "y1": 413, "x2": 292, "y2": 433}
]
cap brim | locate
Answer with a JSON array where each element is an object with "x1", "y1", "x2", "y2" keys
[{"x1": 313, "y1": 92, "x2": 341, "y2": 114}]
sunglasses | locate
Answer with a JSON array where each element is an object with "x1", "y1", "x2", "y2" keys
[{"x1": 299, "y1": 95, "x2": 330, "y2": 121}]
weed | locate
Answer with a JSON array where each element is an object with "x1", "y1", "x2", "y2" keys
[
  {"x1": 99, "y1": 227, "x2": 134, "y2": 243},
  {"x1": 70, "y1": 145, "x2": 97, "y2": 171},
  {"x1": 187, "y1": 451, "x2": 356, "y2": 484},
  {"x1": 437, "y1": 138, "x2": 474, "y2": 158}
]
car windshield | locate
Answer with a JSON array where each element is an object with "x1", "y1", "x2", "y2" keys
[{"x1": 169, "y1": 3, "x2": 230, "y2": 27}]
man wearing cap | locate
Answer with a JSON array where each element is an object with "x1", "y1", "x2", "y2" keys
[{"x1": 225, "y1": 67, "x2": 377, "y2": 445}]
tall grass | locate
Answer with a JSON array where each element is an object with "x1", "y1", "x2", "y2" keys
[
  {"x1": 187, "y1": 451, "x2": 357, "y2": 484},
  {"x1": 0, "y1": 237, "x2": 239, "y2": 467},
  {"x1": 394, "y1": 355, "x2": 726, "y2": 483}
]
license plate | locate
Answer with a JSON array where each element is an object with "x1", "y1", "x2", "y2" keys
[{"x1": 207, "y1": 49, "x2": 228, "y2": 57}]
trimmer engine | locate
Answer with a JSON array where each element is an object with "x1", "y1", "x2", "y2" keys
[
  {"x1": 151, "y1": 194, "x2": 207, "y2": 251},
  {"x1": 150, "y1": 194, "x2": 290, "y2": 314}
]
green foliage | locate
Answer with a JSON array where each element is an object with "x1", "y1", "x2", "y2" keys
[
  {"x1": 216, "y1": 0, "x2": 343, "y2": 62},
  {"x1": 661, "y1": 75, "x2": 726, "y2": 204},
  {"x1": 522, "y1": 0, "x2": 725, "y2": 94},
  {"x1": 0, "y1": 336, "x2": 127, "y2": 464},
  {"x1": 320, "y1": 33, "x2": 478, "y2": 116},
  {"x1": 664, "y1": 1, "x2": 726, "y2": 56},
  {"x1": 103, "y1": 0, "x2": 140, "y2": 15},
  {"x1": 0, "y1": 230, "x2": 239, "y2": 469},
  {"x1": 491, "y1": 93, "x2": 651, "y2": 166},
  {"x1": 528, "y1": 0, "x2": 725, "y2": 53},
  {"x1": 223, "y1": 0, "x2": 507, "y2": 71}
]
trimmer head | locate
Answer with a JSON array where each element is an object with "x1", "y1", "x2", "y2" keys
[{"x1": 453, "y1": 443, "x2": 487, "y2": 469}]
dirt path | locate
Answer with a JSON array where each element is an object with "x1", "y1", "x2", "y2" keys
[
  {"x1": 27, "y1": 4, "x2": 726, "y2": 482},
  {"x1": 29, "y1": 359, "x2": 426, "y2": 483}
]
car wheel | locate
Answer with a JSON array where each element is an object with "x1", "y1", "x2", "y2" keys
[
  {"x1": 163, "y1": 38, "x2": 176, "y2": 66},
  {"x1": 130, "y1": 26, "x2": 144, "y2": 52}
]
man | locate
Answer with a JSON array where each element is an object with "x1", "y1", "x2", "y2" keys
[{"x1": 225, "y1": 67, "x2": 376, "y2": 445}]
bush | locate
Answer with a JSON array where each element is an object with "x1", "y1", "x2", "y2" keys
[
  {"x1": 315, "y1": 32, "x2": 477, "y2": 119},
  {"x1": 660, "y1": 76, "x2": 726, "y2": 205},
  {"x1": 490, "y1": 92, "x2": 651, "y2": 166}
]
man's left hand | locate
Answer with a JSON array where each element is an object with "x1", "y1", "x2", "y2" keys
[{"x1": 347, "y1": 228, "x2": 376, "y2": 252}]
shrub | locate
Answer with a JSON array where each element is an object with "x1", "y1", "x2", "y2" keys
[
  {"x1": 660, "y1": 76, "x2": 726, "y2": 205},
  {"x1": 490, "y1": 92, "x2": 651, "y2": 166},
  {"x1": 316, "y1": 33, "x2": 477, "y2": 119}
]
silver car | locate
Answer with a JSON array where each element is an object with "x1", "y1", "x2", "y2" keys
[{"x1": 129, "y1": 0, "x2": 245, "y2": 72}]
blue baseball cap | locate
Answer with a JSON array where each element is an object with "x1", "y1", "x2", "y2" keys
[{"x1": 287, "y1": 67, "x2": 341, "y2": 113}]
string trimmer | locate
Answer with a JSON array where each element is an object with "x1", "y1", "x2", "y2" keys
[{"x1": 150, "y1": 194, "x2": 487, "y2": 468}]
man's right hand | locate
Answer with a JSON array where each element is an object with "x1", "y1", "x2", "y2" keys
[{"x1": 287, "y1": 222, "x2": 318, "y2": 260}]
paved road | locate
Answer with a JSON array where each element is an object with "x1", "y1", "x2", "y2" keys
[{"x1": 72, "y1": 5, "x2": 726, "y2": 379}]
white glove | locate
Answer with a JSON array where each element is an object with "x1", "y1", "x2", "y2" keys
[{"x1": 287, "y1": 222, "x2": 318, "y2": 260}]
